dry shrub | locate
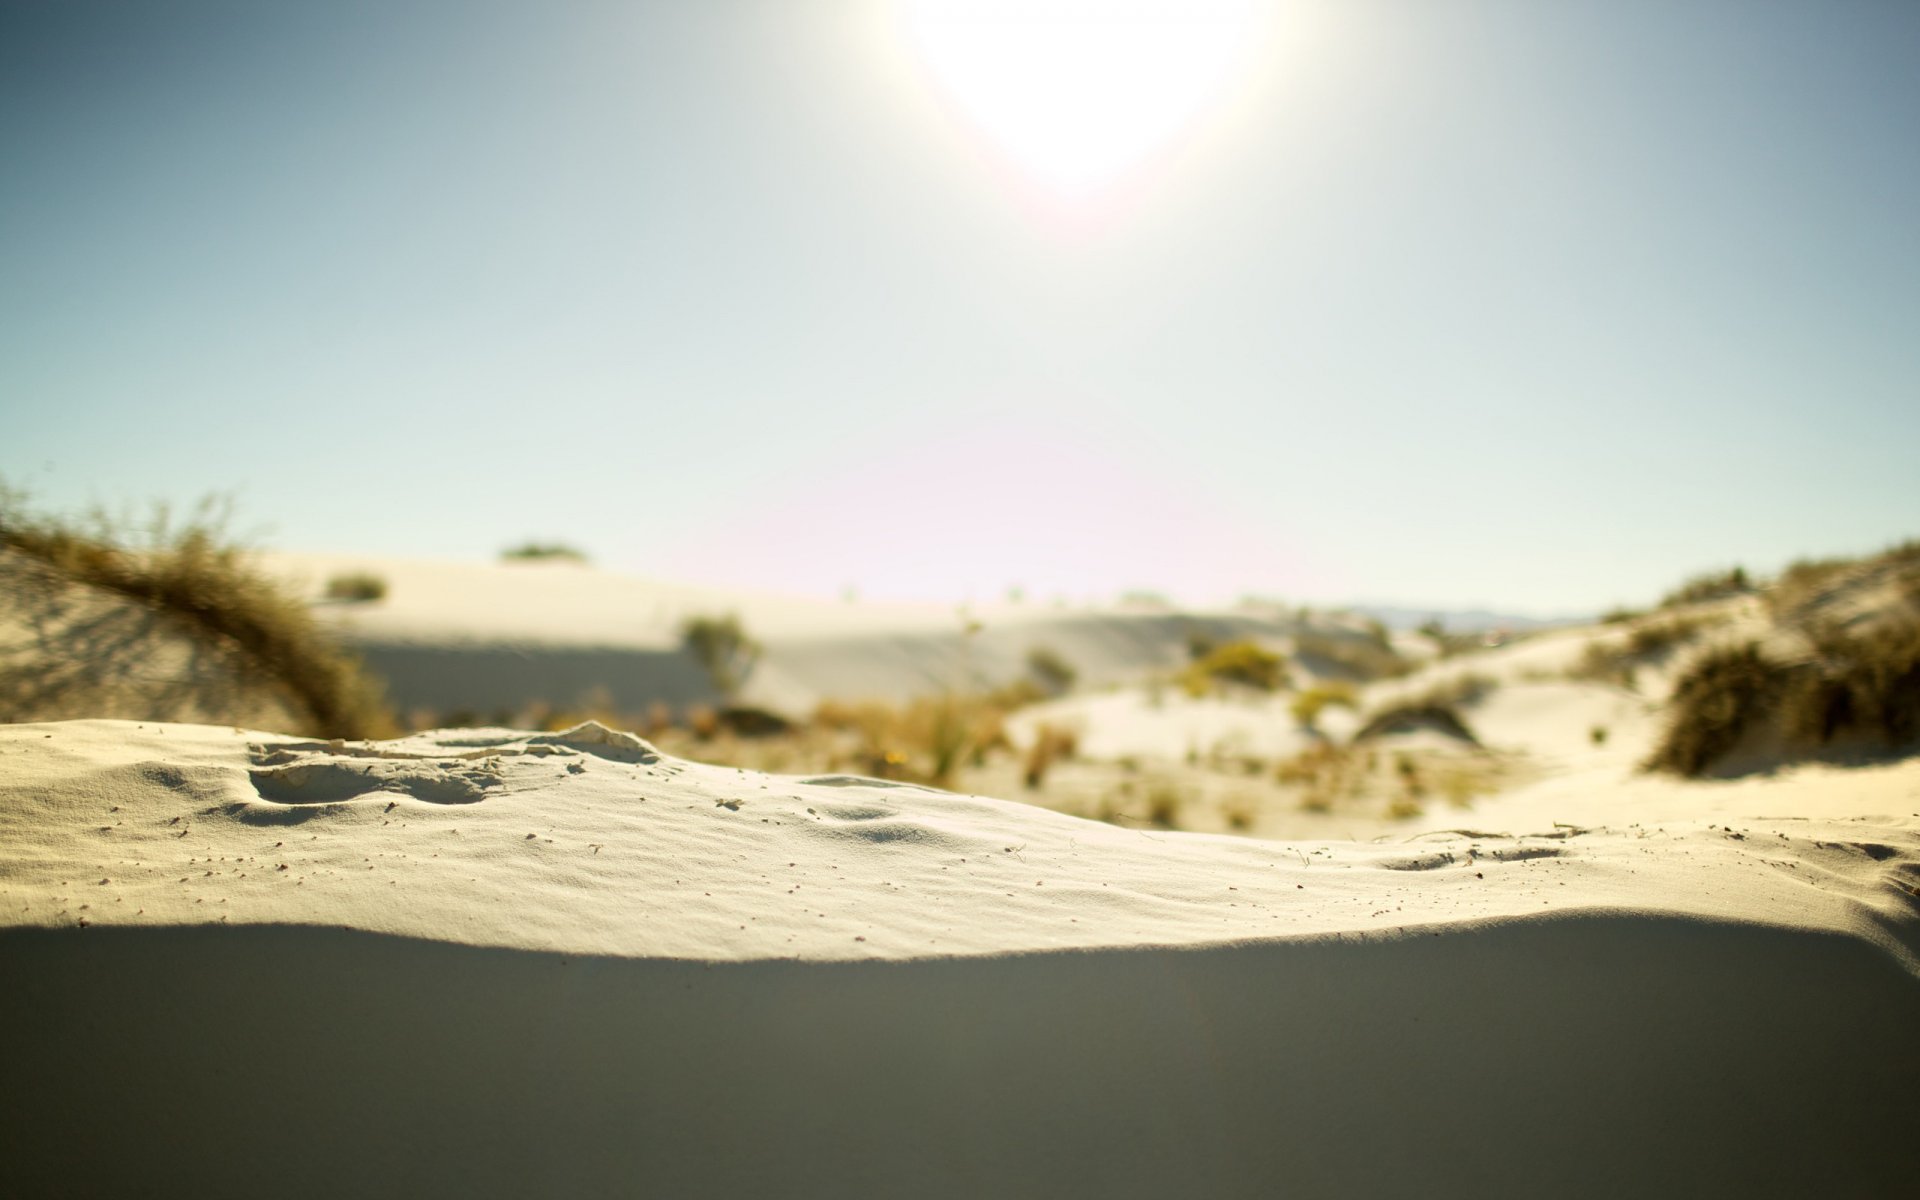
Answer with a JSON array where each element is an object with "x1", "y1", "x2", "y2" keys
[
  {"x1": 1781, "y1": 621, "x2": 1920, "y2": 748},
  {"x1": 1181, "y1": 639, "x2": 1289, "y2": 696},
  {"x1": 324, "y1": 571, "x2": 387, "y2": 603},
  {"x1": 500, "y1": 541, "x2": 588, "y2": 563},
  {"x1": 680, "y1": 613, "x2": 760, "y2": 699},
  {"x1": 1022, "y1": 722, "x2": 1078, "y2": 790},
  {"x1": 1289, "y1": 682, "x2": 1358, "y2": 729},
  {"x1": 0, "y1": 488, "x2": 391, "y2": 738},
  {"x1": 1025, "y1": 646, "x2": 1078, "y2": 696},
  {"x1": 1659, "y1": 566, "x2": 1752, "y2": 610},
  {"x1": 1293, "y1": 628, "x2": 1412, "y2": 680},
  {"x1": 1569, "y1": 615, "x2": 1719, "y2": 688},
  {"x1": 1277, "y1": 742, "x2": 1368, "y2": 811},
  {"x1": 813, "y1": 693, "x2": 1010, "y2": 786},
  {"x1": 1645, "y1": 642, "x2": 1782, "y2": 776},
  {"x1": 1352, "y1": 702, "x2": 1479, "y2": 745},
  {"x1": 685, "y1": 703, "x2": 721, "y2": 740}
]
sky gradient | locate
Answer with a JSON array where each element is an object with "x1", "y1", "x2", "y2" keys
[{"x1": 3, "y1": 0, "x2": 1917, "y2": 616}]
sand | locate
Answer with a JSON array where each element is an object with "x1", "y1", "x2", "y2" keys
[
  {"x1": 265, "y1": 551, "x2": 1316, "y2": 716},
  {"x1": 3, "y1": 717, "x2": 1916, "y2": 1197}
]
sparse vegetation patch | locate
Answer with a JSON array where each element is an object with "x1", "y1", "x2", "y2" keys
[
  {"x1": 0, "y1": 487, "x2": 391, "y2": 737},
  {"x1": 324, "y1": 571, "x2": 388, "y2": 603},
  {"x1": 1181, "y1": 639, "x2": 1289, "y2": 696}
]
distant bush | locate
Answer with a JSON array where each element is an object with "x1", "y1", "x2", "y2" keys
[
  {"x1": 1568, "y1": 614, "x2": 1721, "y2": 689},
  {"x1": 0, "y1": 487, "x2": 391, "y2": 737},
  {"x1": 1413, "y1": 619, "x2": 1483, "y2": 661},
  {"x1": 1181, "y1": 639, "x2": 1289, "y2": 696},
  {"x1": 1784, "y1": 621, "x2": 1920, "y2": 747},
  {"x1": 1289, "y1": 681, "x2": 1358, "y2": 729},
  {"x1": 1352, "y1": 702, "x2": 1479, "y2": 745},
  {"x1": 1660, "y1": 566, "x2": 1752, "y2": 610},
  {"x1": 1026, "y1": 645, "x2": 1078, "y2": 696},
  {"x1": 1405, "y1": 672, "x2": 1498, "y2": 709},
  {"x1": 324, "y1": 571, "x2": 387, "y2": 603},
  {"x1": 500, "y1": 541, "x2": 588, "y2": 563},
  {"x1": 680, "y1": 612, "x2": 761, "y2": 699},
  {"x1": 1644, "y1": 642, "x2": 1782, "y2": 776},
  {"x1": 1022, "y1": 722, "x2": 1078, "y2": 790},
  {"x1": 1294, "y1": 628, "x2": 1412, "y2": 681}
]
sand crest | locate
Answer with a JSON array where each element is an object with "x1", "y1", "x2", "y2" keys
[{"x1": 2, "y1": 718, "x2": 1916, "y2": 1196}]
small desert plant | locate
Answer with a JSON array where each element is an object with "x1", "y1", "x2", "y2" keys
[
  {"x1": 1277, "y1": 741, "x2": 1367, "y2": 811},
  {"x1": 1644, "y1": 641, "x2": 1781, "y2": 776},
  {"x1": 1181, "y1": 639, "x2": 1289, "y2": 696},
  {"x1": 1405, "y1": 672, "x2": 1498, "y2": 709},
  {"x1": 1659, "y1": 566, "x2": 1752, "y2": 610},
  {"x1": 680, "y1": 612, "x2": 761, "y2": 699},
  {"x1": 324, "y1": 571, "x2": 388, "y2": 603},
  {"x1": 0, "y1": 487, "x2": 392, "y2": 737},
  {"x1": 1022, "y1": 722, "x2": 1079, "y2": 789},
  {"x1": 1780, "y1": 620, "x2": 1920, "y2": 748},
  {"x1": 685, "y1": 703, "x2": 721, "y2": 740},
  {"x1": 1293, "y1": 628, "x2": 1413, "y2": 680},
  {"x1": 1289, "y1": 681, "x2": 1358, "y2": 729},
  {"x1": 1026, "y1": 645, "x2": 1078, "y2": 696},
  {"x1": 1353, "y1": 702, "x2": 1479, "y2": 745},
  {"x1": 500, "y1": 541, "x2": 588, "y2": 563},
  {"x1": 1144, "y1": 782, "x2": 1182, "y2": 828},
  {"x1": 1569, "y1": 614, "x2": 1720, "y2": 688}
]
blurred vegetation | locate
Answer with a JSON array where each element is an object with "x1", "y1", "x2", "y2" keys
[
  {"x1": 680, "y1": 612, "x2": 761, "y2": 700},
  {"x1": 1658, "y1": 566, "x2": 1752, "y2": 610},
  {"x1": 0, "y1": 485, "x2": 391, "y2": 737},
  {"x1": 1180, "y1": 639, "x2": 1289, "y2": 696},
  {"x1": 1294, "y1": 626, "x2": 1413, "y2": 681},
  {"x1": 1289, "y1": 681, "x2": 1358, "y2": 729},
  {"x1": 500, "y1": 541, "x2": 589, "y2": 563},
  {"x1": 324, "y1": 571, "x2": 388, "y2": 603},
  {"x1": 1025, "y1": 645, "x2": 1078, "y2": 697}
]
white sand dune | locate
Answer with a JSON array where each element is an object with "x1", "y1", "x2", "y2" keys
[
  {"x1": 267, "y1": 552, "x2": 1316, "y2": 716},
  {"x1": 3, "y1": 719, "x2": 1916, "y2": 1197}
]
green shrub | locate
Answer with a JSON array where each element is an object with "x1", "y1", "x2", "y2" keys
[
  {"x1": 1660, "y1": 566, "x2": 1752, "y2": 610},
  {"x1": 500, "y1": 541, "x2": 588, "y2": 563},
  {"x1": 1353, "y1": 703, "x2": 1479, "y2": 745},
  {"x1": 1782, "y1": 621, "x2": 1920, "y2": 748},
  {"x1": 1293, "y1": 628, "x2": 1412, "y2": 680},
  {"x1": 324, "y1": 571, "x2": 388, "y2": 603},
  {"x1": 1022, "y1": 723, "x2": 1078, "y2": 789},
  {"x1": 1181, "y1": 639, "x2": 1289, "y2": 695},
  {"x1": 1645, "y1": 642, "x2": 1781, "y2": 776},
  {"x1": 0, "y1": 487, "x2": 391, "y2": 737},
  {"x1": 680, "y1": 612, "x2": 761, "y2": 699},
  {"x1": 1289, "y1": 681, "x2": 1358, "y2": 728},
  {"x1": 1026, "y1": 645, "x2": 1078, "y2": 696}
]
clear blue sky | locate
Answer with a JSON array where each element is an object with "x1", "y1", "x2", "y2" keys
[{"x1": 4, "y1": 0, "x2": 1916, "y2": 616}]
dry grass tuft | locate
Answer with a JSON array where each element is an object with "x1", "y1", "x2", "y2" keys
[
  {"x1": 1022, "y1": 723, "x2": 1078, "y2": 790},
  {"x1": 0, "y1": 487, "x2": 392, "y2": 737},
  {"x1": 1180, "y1": 639, "x2": 1289, "y2": 696},
  {"x1": 1293, "y1": 627, "x2": 1413, "y2": 680},
  {"x1": 1643, "y1": 642, "x2": 1783, "y2": 776},
  {"x1": 324, "y1": 571, "x2": 388, "y2": 603},
  {"x1": 1659, "y1": 566, "x2": 1752, "y2": 610},
  {"x1": 500, "y1": 541, "x2": 588, "y2": 563},
  {"x1": 1289, "y1": 681, "x2": 1358, "y2": 729},
  {"x1": 680, "y1": 613, "x2": 761, "y2": 699}
]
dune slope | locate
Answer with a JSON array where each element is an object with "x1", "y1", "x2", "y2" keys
[{"x1": 2, "y1": 719, "x2": 1916, "y2": 1197}]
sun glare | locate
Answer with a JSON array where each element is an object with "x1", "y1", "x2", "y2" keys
[{"x1": 898, "y1": 0, "x2": 1265, "y2": 204}]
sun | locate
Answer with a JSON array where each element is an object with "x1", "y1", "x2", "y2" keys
[{"x1": 897, "y1": 0, "x2": 1266, "y2": 204}]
